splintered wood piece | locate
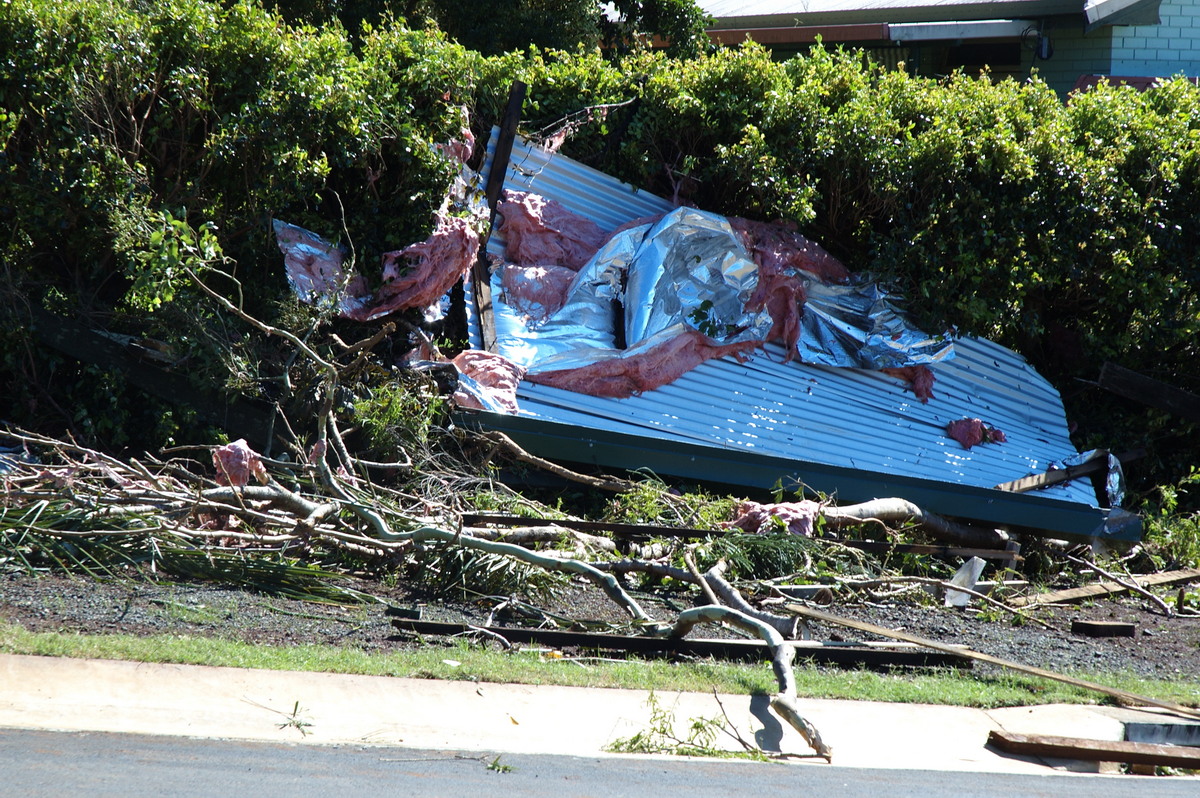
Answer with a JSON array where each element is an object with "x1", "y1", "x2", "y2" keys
[
  {"x1": 988, "y1": 730, "x2": 1200, "y2": 769},
  {"x1": 781, "y1": 602, "x2": 1200, "y2": 722},
  {"x1": 1010, "y1": 568, "x2": 1200, "y2": 607}
]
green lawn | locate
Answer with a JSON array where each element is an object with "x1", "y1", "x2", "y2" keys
[{"x1": 3, "y1": 621, "x2": 1196, "y2": 710}]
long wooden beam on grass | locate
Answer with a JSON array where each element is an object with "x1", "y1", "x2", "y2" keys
[
  {"x1": 1009, "y1": 568, "x2": 1200, "y2": 608},
  {"x1": 780, "y1": 602, "x2": 1200, "y2": 722}
]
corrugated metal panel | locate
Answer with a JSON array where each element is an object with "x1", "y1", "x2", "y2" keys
[
  {"x1": 512, "y1": 337, "x2": 1090, "y2": 501},
  {"x1": 468, "y1": 129, "x2": 1122, "y2": 539}
]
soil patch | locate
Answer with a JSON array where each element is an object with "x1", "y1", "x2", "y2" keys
[{"x1": 2, "y1": 571, "x2": 1197, "y2": 682}]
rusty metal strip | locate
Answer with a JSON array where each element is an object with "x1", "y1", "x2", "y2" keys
[{"x1": 389, "y1": 619, "x2": 968, "y2": 670}]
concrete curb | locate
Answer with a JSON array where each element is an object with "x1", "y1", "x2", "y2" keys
[{"x1": 0, "y1": 653, "x2": 1185, "y2": 775}]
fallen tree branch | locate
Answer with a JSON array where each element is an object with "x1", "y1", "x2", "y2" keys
[
  {"x1": 402, "y1": 526, "x2": 659, "y2": 624},
  {"x1": 685, "y1": 547, "x2": 720, "y2": 606},
  {"x1": 481, "y1": 431, "x2": 635, "y2": 493},
  {"x1": 1062, "y1": 553, "x2": 1174, "y2": 618},
  {"x1": 822, "y1": 498, "x2": 1008, "y2": 549},
  {"x1": 780, "y1": 602, "x2": 1200, "y2": 722},
  {"x1": 591, "y1": 557, "x2": 805, "y2": 639},
  {"x1": 593, "y1": 559, "x2": 690, "y2": 581},
  {"x1": 666, "y1": 604, "x2": 832, "y2": 760},
  {"x1": 187, "y1": 267, "x2": 337, "y2": 377},
  {"x1": 705, "y1": 562, "x2": 803, "y2": 639},
  {"x1": 463, "y1": 525, "x2": 617, "y2": 555}
]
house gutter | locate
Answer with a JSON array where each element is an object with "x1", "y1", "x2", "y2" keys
[
  {"x1": 1084, "y1": 0, "x2": 1161, "y2": 30},
  {"x1": 708, "y1": 23, "x2": 889, "y2": 45},
  {"x1": 458, "y1": 410, "x2": 1139, "y2": 544},
  {"x1": 709, "y1": 18, "x2": 1052, "y2": 46},
  {"x1": 704, "y1": 0, "x2": 1160, "y2": 43}
]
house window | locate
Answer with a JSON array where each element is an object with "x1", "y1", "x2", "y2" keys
[{"x1": 945, "y1": 42, "x2": 1023, "y2": 70}]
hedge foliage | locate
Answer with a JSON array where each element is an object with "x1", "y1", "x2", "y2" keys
[{"x1": 2, "y1": 0, "x2": 1198, "y2": 493}]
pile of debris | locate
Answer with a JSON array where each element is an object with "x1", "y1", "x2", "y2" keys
[{"x1": 276, "y1": 105, "x2": 1135, "y2": 554}]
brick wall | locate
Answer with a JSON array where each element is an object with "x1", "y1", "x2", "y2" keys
[
  {"x1": 1035, "y1": 25, "x2": 1112, "y2": 97},
  {"x1": 1109, "y1": 0, "x2": 1200, "y2": 77}
]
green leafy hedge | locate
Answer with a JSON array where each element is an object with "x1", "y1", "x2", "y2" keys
[
  {"x1": 3, "y1": 1, "x2": 1198, "y2": 498},
  {"x1": 575, "y1": 46, "x2": 1200, "y2": 492},
  {"x1": 0, "y1": 0, "x2": 473, "y2": 447}
]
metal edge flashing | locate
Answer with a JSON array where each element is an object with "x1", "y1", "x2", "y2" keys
[
  {"x1": 1085, "y1": 0, "x2": 1161, "y2": 29},
  {"x1": 456, "y1": 409, "x2": 1131, "y2": 543}
]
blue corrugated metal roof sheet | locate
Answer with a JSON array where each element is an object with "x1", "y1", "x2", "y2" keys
[{"x1": 467, "y1": 129, "x2": 1132, "y2": 541}]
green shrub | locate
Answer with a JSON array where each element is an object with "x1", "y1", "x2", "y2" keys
[
  {"x1": 1141, "y1": 468, "x2": 1200, "y2": 569},
  {"x1": 4, "y1": 5, "x2": 1200, "y2": 503},
  {"x1": 0, "y1": 0, "x2": 471, "y2": 449}
]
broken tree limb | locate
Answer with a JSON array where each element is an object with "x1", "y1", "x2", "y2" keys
[
  {"x1": 201, "y1": 484, "x2": 332, "y2": 525},
  {"x1": 591, "y1": 556, "x2": 805, "y2": 639},
  {"x1": 685, "y1": 547, "x2": 721, "y2": 606},
  {"x1": 666, "y1": 605, "x2": 832, "y2": 760},
  {"x1": 482, "y1": 431, "x2": 635, "y2": 493},
  {"x1": 779, "y1": 603, "x2": 1200, "y2": 722},
  {"x1": 705, "y1": 562, "x2": 804, "y2": 639},
  {"x1": 1009, "y1": 567, "x2": 1200, "y2": 608},
  {"x1": 593, "y1": 559, "x2": 691, "y2": 581},
  {"x1": 821, "y1": 498, "x2": 1008, "y2": 549},
  {"x1": 462, "y1": 525, "x2": 618, "y2": 555},
  {"x1": 1062, "y1": 553, "x2": 1175, "y2": 618},
  {"x1": 402, "y1": 526, "x2": 659, "y2": 625},
  {"x1": 188, "y1": 267, "x2": 337, "y2": 378}
]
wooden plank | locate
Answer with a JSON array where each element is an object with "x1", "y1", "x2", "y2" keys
[
  {"x1": 389, "y1": 619, "x2": 967, "y2": 670},
  {"x1": 1099, "y1": 362, "x2": 1200, "y2": 423},
  {"x1": 474, "y1": 80, "x2": 526, "y2": 352},
  {"x1": 461, "y1": 512, "x2": 712, "y2": 539},
  {"x1": 781, "y1": 603, "x2": 1200, "y2": 721},
  {"x1": 834, "y1": 539, "x2": 1021, "y2": 563},
  {"x1": 988, "y1": 730, "x2": 1200, "y2": 769},
  {"x1": 993, "y1": 452, "x2": 1108, "y2": 494},
  {"x1": 993, "y1": 449, "x2": 1145, "y2": 495},
  {"x1": 1009, "y1": 567, "x2": 1200, "y2": 608}
]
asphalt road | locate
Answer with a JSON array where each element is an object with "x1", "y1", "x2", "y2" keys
[{"x1": 3, "y1": 728, "x2": 1197, "y2": 798}]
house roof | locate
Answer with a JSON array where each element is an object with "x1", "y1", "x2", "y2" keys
[
  {"x1": 698, "y1": 0, "x2": 1161, "y2": 32},
  {"x1": 463, "y1": 129, "x2": 1136, "y2": 543}
]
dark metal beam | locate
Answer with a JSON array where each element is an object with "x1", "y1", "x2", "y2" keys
[
  {"x1": 457, "y1": 410, "x2": 1132, "y2": 542},
  {"x1": 389, "y1": 619, "x2": 968, "y2": 670}
]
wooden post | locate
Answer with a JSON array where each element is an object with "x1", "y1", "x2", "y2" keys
[{"x1": 473, "y1": 81, "x2": 526, "y2": 352}]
